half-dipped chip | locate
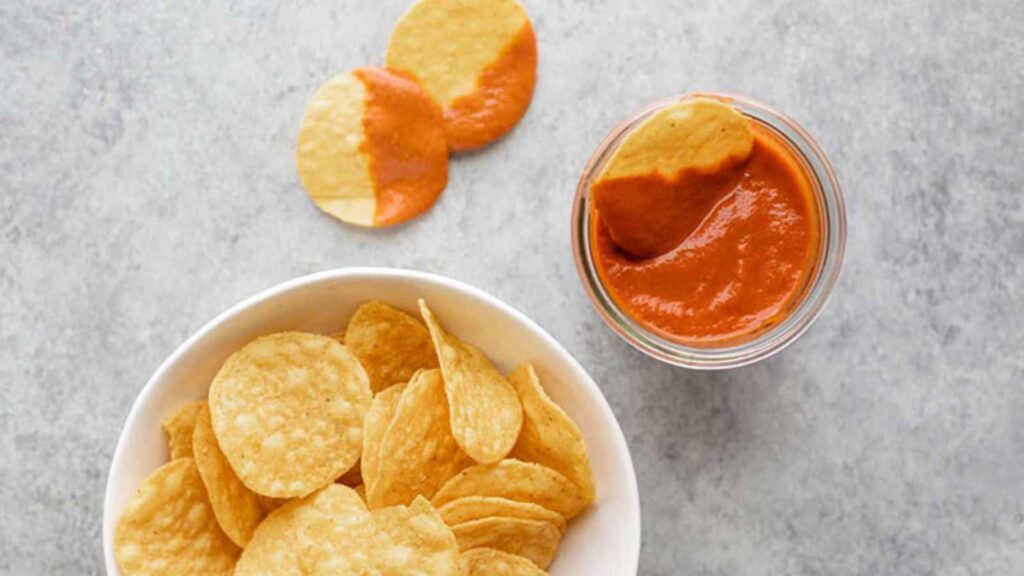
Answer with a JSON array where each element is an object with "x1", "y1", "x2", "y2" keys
[
  {"x1": 419, "y1": 300, "x2": 522, "y2": 464},
  {"x1": 161, "y1": 400, "x2": 205, "y2": 460},
  {"x1": 344, "y1": 300, "x2": 439, "y2": 393},
  {"x1": 508, "y1": 363, "x2": 596, "y2": 503},
  {"x1": 192, "y1": 404, "x2": 266, "y2": 548},
  {"x1": 451, "y1": 517, "x2": 561, "y2": 570},
  {"x1": 432, "y1": 459, "x2": 587, "y2": 519},
  {"x1": 297, "y1": 67, "x2": 448, "y2": 227},
  {"x1": 387, "y1": 0, "x2": 537, "y2": 150},
  {"x1": 369, "y1": 369, "x2": 470, "y2": 508},
  {"x1": 591, "y1": 97, "x2": 755, "y2": 258},
  {"x1": 460, "y1": 547, "x2": 548, "y2": 575},
  {"x1": 208, "y1": 332, "x2": 372, "y2": 498},
  {"x1": 114, "y1": 458, "x2": 240, "y2": 576}
]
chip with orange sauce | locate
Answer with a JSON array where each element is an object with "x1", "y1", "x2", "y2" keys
[
  {"x1": 591, "y1": 97, "x2": 755, "y2": 258},
  {"x1": 387, "y1": 0, "x2": 537, "y2": 151},
  {"x1": 296, "y1": 67, "x2": 449, "y2": 227}
]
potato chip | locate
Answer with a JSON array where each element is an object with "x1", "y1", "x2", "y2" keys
[
  {"x1": 436, "y1": 496, "x2": 565, "y2": 532},
  {"x1": 355, "y1": 484, "x2": 367, "y2": 502},
  {"x1": 296, "y1": 67, "x2": 448, "y2": 227},
  {"x1": 597, "y1": 97, "x2": 754, "y2": 182},
  {"x1": 161, "y1": 400, "x2": 204, "y2": 460},
  {"x1": 369, "y1": 369, "x2": 470, "y2": 508},
  {"x1": 419, "y1": 300, "x2": 522, "y2": 464},
  {"x1": 114, "y1": 458, "x2": 240, "y2": 575},
  {"x1": 237, "y1": 486, "x2": 459, "y2": 575},
  {"x1": 235, "y1": 484, "x2": 373, "y2": 575},
  {"x1": 362, "y1": 382, "x2": 408, "y2": 494},
  {"x1": 192, "y1": 404, "x2": 265, "y2": 548},
  {"x1": 460, "y1": 547, "x2": 547, "y2": 575},
  {"x1": 508, "y1": 363, "x2": 596, "y2": 503},
  {"x1": 591, "y1": 98, "x2": 756, "y2": 257},
  {"x1": 451, "y1": 517, "x2": 561, "y2": 569},
  {"x1": 345, "y1": 300, "x2": 439, "y2": 393},
  {"x1": 432, "y1": 459, "x2": 587, "y2": 519},
  {"x1": 387, "y1": 0, "x2": 537, "y2": 151},
  {"x1": 368, "y1": 496, "x2": 460, "y2": 574},
  {"x1": 208, "y1": 332, "x2": 372, "y2": 498}
]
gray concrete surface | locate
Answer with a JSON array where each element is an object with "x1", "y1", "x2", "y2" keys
[{"x1": 3, "y1": 0, "x2": 1024, "y2": 574}]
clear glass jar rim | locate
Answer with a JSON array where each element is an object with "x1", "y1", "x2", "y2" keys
[{"x1": 572, "y1": 92, "x2": 847, "y2": 369}]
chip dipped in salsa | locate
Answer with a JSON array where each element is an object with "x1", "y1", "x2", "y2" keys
[{"x1": 589, "y1": 97, "x2": 822, "y2": 346}]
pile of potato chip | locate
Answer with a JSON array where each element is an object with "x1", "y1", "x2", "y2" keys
[
  {"x1": 115, "y1": 299, "x2": 595, "y2": 575},
  {"x1": 297, "y1": 0, "x2": 538, "y2": 227}
]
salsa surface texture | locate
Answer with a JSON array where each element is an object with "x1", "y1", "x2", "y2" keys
[{"x1": 591, "y1": 122, "x2": 821, "y2": 345}]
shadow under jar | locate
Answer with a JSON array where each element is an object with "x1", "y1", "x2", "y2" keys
[{"x1": 572, "y1": 93, "x2": 846, "y2": 369}]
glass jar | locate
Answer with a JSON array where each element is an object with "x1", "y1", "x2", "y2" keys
[{"x1": 572, "y1": 93, "x2": 846, "y2": 369}]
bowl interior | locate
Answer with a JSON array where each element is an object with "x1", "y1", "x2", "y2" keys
[{"x1": 103, "y1": 268, "x2": 640, "y2": 575}]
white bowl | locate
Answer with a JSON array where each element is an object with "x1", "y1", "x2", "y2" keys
[{"x1": 103, "y1": 268, "x2": 640, "y2": 575}]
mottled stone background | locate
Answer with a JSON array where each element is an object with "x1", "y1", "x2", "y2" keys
[{"x1": 2, "y1": 0, "x2": 1023, "y2": 574}]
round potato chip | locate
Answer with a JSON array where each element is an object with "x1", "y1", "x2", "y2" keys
[
  {"x1": 386, "y1": 0, "x2": 537, "y2": 150},
  {"x1": 362, "y1": 381, "x2": 408, "y2": 495},
  {"x1": 296, "y1": 67, "x2": 448, "y2": 227},
  {"x1": 235, "y1": 484, "x2": 373, "y2": 575},
  {"x1": 437, "y1": 496, "x2": 565, "y2": 532},
  {"x1": 345, "y1": 300, "x2": 439, "y2": 393},
  {"x1": 451, "y1": 517, "x2": 561, "y2": 570},
  {"x1": 508, "y1": 363, "x2": 596, "y2": 503},
  {"x1": 419, "y1": 300, "x2": 522, "y2": 464},
  {"x1": 208, "y1": 332, "x2": 372, "y2": 498},
  {"x1": 192, "y1": 404, "x2": 266, "y2": 548},
  {"x1": 161, "y1": 400, "x2": 205, "y2": 460},
  {"x1": 114, "y1": 458, "x2": 240, "y2": 576},
  {"x1": 432, "y1": 459, "x2": 588, "y2": 519},
  {"x1": 460, "y1": 547, "x2": 548, "y2": 575},
  {"x1": 369, "y1": 369, "x2": 470, "y2": 508},
  {"x1": 369, "y1": 496, "x2": 461, "y2": 574}
]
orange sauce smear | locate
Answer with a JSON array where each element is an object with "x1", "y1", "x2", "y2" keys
[
  {"x1": 443, "y1": 22, "x2": 537, "y2": 151},
  {"x1": 591, "y1": 123, "x2": 821, "y2": 345},
  {"x1": 355, "y1": 67, "x2": 449, "y2": 227}
]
